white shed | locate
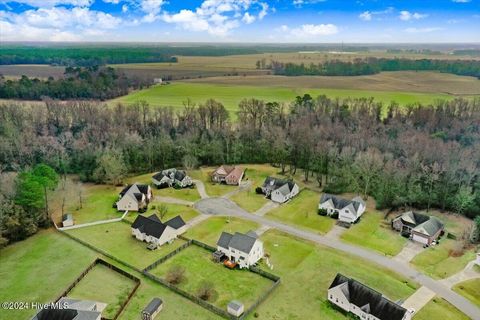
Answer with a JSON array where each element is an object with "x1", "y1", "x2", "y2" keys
[{"x1": 227, "y1": 300, "x2": 244, "y2": 317}]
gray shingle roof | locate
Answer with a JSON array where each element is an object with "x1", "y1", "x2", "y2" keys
[
  {"x1": 131, "y1": 214, "x2": 167, "y2": 238},
  {"x1": 320, "y1": 194, "x2": 363, "y2": 213},
  {"x1": 228, "y1": 300, "x2": 244, "y2": 311},
  {"x1": 165, "y1": 216, "x2": 186, "y2": 229},
  {"x1": 143, "y1": 298, "x2": 163, "y2": 314},
  {"x1": 217, "y1": 232, "x2": 257, "y2": 254},
  {"x1": 217, "y1": 232, "x2": 233, "y2": 249}
]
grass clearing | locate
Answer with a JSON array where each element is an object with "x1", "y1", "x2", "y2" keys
[
  {"x1": 155, "y1": 187, "x2": 201, "y2": 202},
  {"x1": 413, "y1": 296, "x2": 470, "y2": 320},
  {"x1": 185, "y1": 216, "x2": 259, "y2": 246},
  {"x1": 0, "y1": 230, "x2": 97, "y2": 320},
  {"x1": 452, "y1": 278, "x2": 480, "y2": 307},
  {"x1": 410, "y1": 239, "x2": 476, "y2": 279},
  {"x1": 252, "y1": 229, "x2": 418, "y2": 320},
  {"x1": 66, "y1": 221, "x2": 187, "y2": 269},
  {"x1": 150, "y1": 245, "x2": 274, "y2": 309},
  {"x1": 265, "y1": 189, "x2": 335, "y2": 235},
  {"x1": 123, "y1": 203, "x2": 199, "y2": 224},
  {"x1": 341, "y1": 210, "x2": 407, "y2": 256},
  {"x1": 68, "y1": 264, "x2": 137, "y2": 319},
  {"x1": 67, "y1": 184, "x2": 120, "y2": 224}
]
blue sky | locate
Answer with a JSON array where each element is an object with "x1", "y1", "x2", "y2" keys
[{"x1": 0, "y1": 0, "x2": 479, "y2": 42}]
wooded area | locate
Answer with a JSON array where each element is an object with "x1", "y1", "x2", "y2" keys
[
  {"x1": 265, "y1": 58, "x2": 480, "y2": 78},
  {"x1": 0, "y1": 96, "x2": 479, "y2": 246}
]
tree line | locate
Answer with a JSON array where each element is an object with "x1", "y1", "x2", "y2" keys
[
  {"x1": 262, "y1": 58, "x2": 480, "y2": 78},
  {"x1": 0, "y1": 66, "x2": 150, "y2": 100},
  {"x1": 0, "y1": 96, "x2": 479, "y2": 246}
]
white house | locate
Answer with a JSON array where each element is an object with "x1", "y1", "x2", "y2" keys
[
  {"x1": 319, "y1": 194, "x2": 366, "y2": 223},
  {"x1": 328, "y1": 274, "x2": 413, "y2": 320},
  {"x1": 152, "y1": 168, "x2": 193, "y2": 189},
  {"x1": 116, "y1": 184, "x2": 153, "y2": 212},
  {"x1": 261, "y1": 177, "x2": 300, "y2": 204},
  {"x1": 216, "y1": 231, "x2": 264, "y2": 269},
  {"x1": 32, "y1": 298, "x2": 102, "y2": 320},
  {"x1": 131, "y1": 214, "x2": 186, "y2": 248}
]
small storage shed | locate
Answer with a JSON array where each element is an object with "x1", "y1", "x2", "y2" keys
[
  {"x1": 142, "y1": 298, "x2": 163, "y2": 320},
  {"x1": 227, "y1": 300, "x2": 244, "y2": 317},
  {"x1": 62, "y1": 213, "x2": 74, "y2": 227}
]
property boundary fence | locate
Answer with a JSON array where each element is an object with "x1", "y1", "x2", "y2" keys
[
  {"x1": 53, "y1": 258, "x2": 140, "y2": 320},
  {"x1": 142, "y1": 236, "x2": 281, "y2": 320}
]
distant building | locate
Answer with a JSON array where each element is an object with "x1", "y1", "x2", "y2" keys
[
  {"x1": 392, "y1": 211, "x2": 444, "y2": 245},
  {"x1": 319, "y1": 194, "x2": 366, "y2": 223},
  {"x1": 153, "y1": 78, "x2": 163, "y2": 84},
  {"x1": 152, "y1": 168, "x2": 193, "y2": 189},
  {"x1": 62, "y1": 213, "x2": 74, "y2": 227},
  {"x1": 216, "y1": 230, "x2": 263, "y2": 269},
  {"x1": 227, "y1": 300, "x2": 244, "y2": 317},
  {"x1": 476, "y1": 252, "x2": 480, "y2": 266},
  {"x1": 116, "y1": 184, "x2": 153, "y2": 212},
  {"x1": 131, "y1": 214, "x2": 186, "y2": 248},
  {"x1": 328, "y1": 274, "x2": 412, "y2": 320},
  {"x1": 31, "y1": 298, "x2": 102, "y2": 320},
  {"x1": 142, "y1": 298, "x2": 163, "y2": 320},
  {"x1": 211, "y1": 165, "x2": 245, "y2": 185},
  {"x1": 261, "y1": 177, "x2": 299, "y2": 203}
]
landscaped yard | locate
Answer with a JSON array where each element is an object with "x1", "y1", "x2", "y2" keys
[
  {"x1": 150, "y1": 245, "x2": 274, "y2": 309},
  {"x1": 251, "y1": 229, "x2": 419, "y2": 320},
  {"x1": 123, "y1": 203, "x2": 199, "y2": 225},
  {"x1": 0, "y1": 230, "x2": 97, "y2": 320},
  {"x1": 413, "y1": 296, "x2": 470, "y2": 320},
  {"x1": 452, "y1": 278, "x2": 480, "y2": 307},
  {"x1": 189, "y1": 167, "x2": 239, "y2": 197},
  {"x1": 410, "y1": 239, "x2": 476, "y2": 279},
  {"x1": 265, "y1": 189, "x2": 335, "y2": 234},
  {"x1": 68, "y1": 264, "x2": 137, "y2": 319},
  {"x1": 341, "y1": 210, "x2": 407, "y2": 256},
  {"x1": 66, "y1": 222, "x2": 188, "y2": 269},
  {"x1": 67, "y1": 184, "x2": 121, "y2": 224},
  {"x1": 184, "y1": 216, "x2": 259, "y2": 246}
]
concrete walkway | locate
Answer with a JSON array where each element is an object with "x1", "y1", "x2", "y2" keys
[
  {"x1": 440, "y1": 260, "x2": 480, "y2": 288},
  {"x1": 154, "y1": 196, "x2": 194, "y2": 206},
  {"x1": 58, "y1": 210, "x2": 128, "y2": 231},
  {"x1": 255, "y1": 225, "x2": 272, "y2": 236},
  {"x1": 193, "y1": 197, "x2": 480, "y2": 320},
  {"x1": 253, "y1": 201, "x2": 279, "y2": 216},
  {"x1": 325, "y1": 224, "x2": 348, "y2": 240},
  {"x1": 193, "y1": 180, "x2": 209, "y2": 199},
  {"x1": 401, "y1": 286, "x2": 436, "y2": 313},
  {"x1": 186, "y1": 213, "x2": 210, "y2": 228},
  {"x1": 393, "y1": 241, "x2": 424, "y2": 263}
]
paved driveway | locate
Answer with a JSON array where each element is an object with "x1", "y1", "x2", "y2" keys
[{"x1": 193, "y1": 196, "x2": 480, "y2": 320}]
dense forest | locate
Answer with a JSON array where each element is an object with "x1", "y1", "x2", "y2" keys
[
  {"x1": 1, "y1": 96, "x2": 479, "y2": 246},
  {"x1": 265, "y1": 58, "x2": 480, "y2": 78},
  {"x1": 0, "y1": 66, "x2": 149, "y2": 100}
]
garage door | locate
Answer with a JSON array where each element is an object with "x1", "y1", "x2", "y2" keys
[{"x1": 412, "y1": 234, "x2": 428, "y2": 245}]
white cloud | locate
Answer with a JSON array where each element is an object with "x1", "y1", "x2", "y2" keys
[
  {"x1": 290, "y1": 23, "x2": 338, "y2": 37},
  {"x1": 140, "y1": 0, "x2": 165, "y2": 15},
  {"x1": 292, "y1": 0, "x2": 326, "y2": 7},
  {"x1": 242, "y1": 12, "x2": 255, "y2": 24},
  {"x1": 103, "y1": 0, "x2": 120, "y2": 4},
  {"x1": 359, "y1": 11, "x2": 372, "y2": 21},
  {"x1": 404, "y1": 27, "x2": 443, "y2": 33},
  {"x1": 399, "y1": 11, "x2": 428, "y2": 21},
  {"x1": 122, "y1": 4, "x2": 128, "y2": 13},
  {"x1": 452, "y1": 0, "x2": 471, "y2": 2},
  {"x1": 4, "y1": 0, "x2": 93, "y2": 7}
]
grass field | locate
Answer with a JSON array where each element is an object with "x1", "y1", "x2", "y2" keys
[
  {"x1": 252, "y1": 229, "x2": 419, "y2": 320},
  {"x1": 151, "y1": 245, "x2": 274, "y2": 309},
  {"x1": 341, "y1": 210, "x2": 407, "y2": 256},
  {"x1": 452, "y1": 278, "x2": 480, "y2": 307},
  {"x1": 0, "y1": 230, "x2": 97, "y2": 320},
  {"x1": 265, "y1": 189, "x2": 335, "y2": 235},
  {"x1": 111, "y1": 82, "x2": 457, "y2": 115},
  {"x1": 410, "y1": 239, "x2": 476, "y2": 279},
  {"x1": 66, "y1": 221, "x2": 188, "y2": 269},
  {"x1": 68, "y1": 264, "x2": 137, "y2": 319},
  {"x1": 67, "y1": 184, "x2": 120, "y2": 224},
  {"x1": 184, "y1": 216, "x2": 259, "y2": 246},
  {"x1": 123, "y1": 203, "x2": 199, "y2": 224},
  {"x1": 413, "y1": 296, "x2": 470, "y2": 320}
]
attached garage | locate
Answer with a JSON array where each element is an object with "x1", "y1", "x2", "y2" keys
[{"x1": 412, "y1": 233, "x2": 429, "y2": 245}]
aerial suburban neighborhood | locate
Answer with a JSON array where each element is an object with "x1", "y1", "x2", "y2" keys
[{"x1": 1, "y1": 3, "x2": 480, "y2": 320}]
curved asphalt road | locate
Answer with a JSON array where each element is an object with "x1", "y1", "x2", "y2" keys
[{"x1": 194, "y1": 197, "x2": 480, "y2": 320}]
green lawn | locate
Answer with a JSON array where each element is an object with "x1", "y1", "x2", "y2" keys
[
  {"x1": 189, "y1": 167, "x2": 239, "y2": 197},
  {"x1": 0, "y1": 230, "x2": 97, "y2": 320},
  {"x1": 341, "y1": 210, "x2": 407, "y2": 256},
  {"x1": 68, "y1": 264, "x2": 137, "y2": 319},
  {"x1": 68, "y1": 184, "x2": 121, "y2": 224},
  {"x1": 250, "y1": 229, "x2": 418, "y2": 320},
  {"x1": 230, "y1": 188, "x2": 269, "y2": 212},
  {"x1": 265, "y1": 189, "x2": 335, "y2": 235},
  {"x1": 111, "y1": 82, "x2": 455, "y2": 116},
  {"x1": 410, "y1": 239, "x2": 476, "y2": 279},
  {"x1": 184, "y1": 216, "x2": 259, "y2": 246},
  {"x1": 413, "y1": 297, "x2": 470, "y2": 320},
  {"x1": 123, "y1": 203, "x2": 199, "y2": 224},
  {"x1": 66, "y1": 222, "x2": 188, "y2": 269},
  {"x1": 151, "y1": 245, "x2": 274, "y2": 309},
  {"x1": 452, "y1": 278, "x2": 480, "y2": 307}
]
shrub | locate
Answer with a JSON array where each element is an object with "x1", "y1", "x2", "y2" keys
[
  {"x1": 331, "y1": 211, "x2": 339, "y2": 219},
  {"x1": 197, "y1": 281, "x2": 215, "y2": 301},
  {"x1": 318, "y1": 208, "x2": 328, "y2": 216},
  {"x1": 255, "y1": 187, "x2": 263, "y2": 194},
  {"x1": 166, "y1": 265, "x2": 186, "y2": 285}
]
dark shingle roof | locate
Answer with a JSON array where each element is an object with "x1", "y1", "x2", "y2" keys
[
  {"x1": 120, "y1": 184, "x2": 149, "y2": 197},
  {"x1": 320, "y1": 194, "x2": 362, "y2": 212},
  {"x1": 329, "y1": 273, "x2": 408, "y2": 320},
  {"x1": 165, "y1": 216, "x2": 186, "y2": 229},
  {"x1": 398, "y1": 211, "x2": 444, "y2": 236},
  {"x1": 143, "y1": 298, "x2": 163, "y2": 314},
  {"x1": 152, "y1": 172, "x2": 165, "y2": 180},
  {"x1": 217, "y1": 232, "x2": 233, "y2": 249},
  {"x1": 217, "y1": 232, "x2": 257, "y2": 254},
  {"x1": 34, "y1": 309, "x2": 78, "y2": 320},
  {"x1": 131, "y1": 214, "x2": 167, "y2": 238}
]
